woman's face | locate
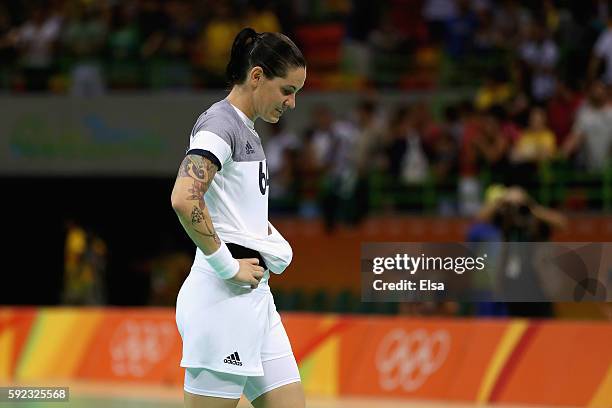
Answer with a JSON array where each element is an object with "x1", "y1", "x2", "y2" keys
[{"x1": 252, "y1": 66, "x2": 306, "y2": 123}]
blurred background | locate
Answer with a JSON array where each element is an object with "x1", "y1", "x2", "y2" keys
[{"x1": 1, "y1": 0, "x2": 611, "y2": 407}]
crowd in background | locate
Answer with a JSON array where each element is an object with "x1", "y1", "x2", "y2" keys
[
  {"x1": 263, "y1": 77, "x2": 610, "y2": 229},
  {"x1": 0, "y1": 0, "x2": 607, "y2": 218},
  {"x1": 2, "y1": 1, "x2": 611, "y2": 219},
  {"x1": 1, "y1": 0, "x2": 612, "y2": 92}
]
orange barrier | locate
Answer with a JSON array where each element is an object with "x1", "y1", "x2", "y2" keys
[
  {"x1": 272, "y1": 216, "x2": 612, "y2": 292},
  {"x1": 1, "y1": 308, "x2": 611, "y2": 407}
]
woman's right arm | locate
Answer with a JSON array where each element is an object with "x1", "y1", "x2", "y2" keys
[
  {"x1": 171, "y1": 154, "x2": 264, "y2": 287},
  {"x1": 171, "y1": 154, "x2": 222, "y2": 254}
]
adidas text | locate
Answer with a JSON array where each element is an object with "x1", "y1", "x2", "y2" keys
[{"x1": 224, "y1": 352, "x2": 243, "y2": 366}]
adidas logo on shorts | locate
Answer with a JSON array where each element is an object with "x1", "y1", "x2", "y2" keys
[{"x1": 224, "y1": 351, "x2": 243, "y2": 366}]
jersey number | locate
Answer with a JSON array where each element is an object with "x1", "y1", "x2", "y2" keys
[{"x1": 259, "y1": 161, "x2": 269, "y2": 195}]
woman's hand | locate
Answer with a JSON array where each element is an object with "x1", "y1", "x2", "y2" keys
[{"x1": 231, "y1": 258, "x2": 265, "y2": 288}]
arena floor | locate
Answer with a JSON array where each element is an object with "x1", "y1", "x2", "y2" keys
[{"x1": 1, "y1": 382, "x2": 572, "y2": 408}]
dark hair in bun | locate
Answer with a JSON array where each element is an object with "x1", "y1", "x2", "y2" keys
[{"x1": 226, "y1": 27, "x2": 306, "y2": 86}]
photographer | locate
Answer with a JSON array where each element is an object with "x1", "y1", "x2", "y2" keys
[
  {"x1": 479, "y1": 186, "x2": 567, "y2": 241},
  {"x1": 477, "y1": 185, "x2": 567, "y2": 317}
]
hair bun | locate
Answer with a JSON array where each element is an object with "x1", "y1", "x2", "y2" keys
[
  {"x1": 226, "y1": 27, "x2": 259, "y2": 82},
  {"x1": 225, "y1": 28, "x2": 305, "y2": 86}
]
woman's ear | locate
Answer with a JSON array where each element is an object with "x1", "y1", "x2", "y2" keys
[{"x1": 249, "y1": 66, "x2": 263, "y2": 88}]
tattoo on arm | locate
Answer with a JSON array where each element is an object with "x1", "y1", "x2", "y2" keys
[
  {"x1": 192, "y1": 216, "x2": 221, "y2": 245},
  {"x1": 178, "y1": 155, "x2": 216, "y2": 189},
  {"x1": 177, "y1": 154, "x2": 217, "y2": 202},
  {"x1": 191, "y1": 207, "x2": 204, "y2": 224},
  {"x1": 177, "y1": 154, "x2": 221, "y2": 244}
]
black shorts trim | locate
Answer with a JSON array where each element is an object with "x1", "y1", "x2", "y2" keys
[{"x1": 226, "y1": 243, "x2": 268, "y2": 271}]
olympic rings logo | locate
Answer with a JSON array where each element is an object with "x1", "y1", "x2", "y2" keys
[
  {"x1": 110, "y1": 320, "x2": 175, "y2": 377},
  {"x1": 375, "y1": 328, "x2": 450, "y2": 392}
]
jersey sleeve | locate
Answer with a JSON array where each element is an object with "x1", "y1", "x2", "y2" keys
[
  {"x1": 188, "y1": 130, "x2": 232, "y2": 170},
  {"x1": 187, "y1": 112, "x2": 235, "y2": 170}
]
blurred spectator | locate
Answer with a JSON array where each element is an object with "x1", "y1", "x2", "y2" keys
[
  {"x1": 467, "y1": 184, "x2": 504, "y2": 242},
  {"x1": 480, "y1": 186, "x2": 567, "y2": 237},
  {"x1": 589, "y1": 13, "x2": 612, "y2": 85},
  {"x1": 540, "y1": 0, "x2": 561, "y2": 34},
  {"x1": 506, "y1": 90, "x2": 531, "y2": 127},
  {"x1": 263, "y1": 121, "x2": 301, "y2": 213},
  {"x1": 386, "y1": 0, "x2": 428, "y2": 46},
  {"x1": 243, "y1": 0, "x2": 281, "y2": 33},
  {"x1": 546, "y1": 80, "x2": 583, "y2": 147},
  {"x1": 138, "y1": 2, "x2": 161, "y2": 67},
  {"x1": 382, "y1": 104, "x2": 431, "y2": 211},
  {"x1": 306, "y1": 105, "x2": 337, "y2": 172},
  {"x1": 164, "y1": 1, "x2": 199, "y2": 59},
  {"x1": 496, "y1": 104, "x2": 522, "y2": 145},
  {"x1": 351, "y1": 99, "x2": 385, "y2": 222},
  {"x1": 427, "y1": 125, "x2": 459, "y2": 181},
  {"x1": 518, "y1": 21, "x2": 559, "y2": 102},
  {"x1": 367, "y1": 6, "x2": 411, "y2": 67},
  {"x1": 492, "y1": 0, "x2": 531, "y2": 49},
  {"x1": 508, "y1": 105, "x2": 555, "y2": 189},
  {"x1": 62, "y1": 3, "x2": 107, "y2": 96},
  {"x1": 15, "y1": 5, "x2": 62, "y2": 91},
  {"x1": 384, "y1": 106, "x2": 411, "y2": 181},
  {"x1": 400, "y1": 103, "x2": 430, "y2": 185},
  {"x1": 305, "y1": 105, "x2": 358, "y2": 231},
  {"x1": 367, "y1": 25, "x2": 406, "y2": 87},
  {"x1": 422, "y1": 0, "x2": 457, "y2": 44},
  {"x1": 152, "y1": 0, "x2": 198, "y2": 89},
  {"x1": 139, "y1": 0, "x2": 168, "y2": 58},
  {"x1": 107, "y1": 2, "x2": 141, "y2": 88},
  {"x1": 343, "y1": 0, "x2": 381, "y2": 77},
  {"x1": 474, "y1": 69, "x2": 514, "y2": 111},
  {"x1": 459, "y1": 103, "x2": 512, "y2": 215},
  {"x1": 473, "y1": 6, "x2": 505, "y2": 54},
  {"x1": 443, "y1": 103, "x2": 463, "y2": 142},
  {"x1": 466, "y1": 184, "x2": 506, "y2": 316},
  {"x1": 458, "y1": 100, "x2": 481, "y2": 176},
  {"x1": 511, "y1": 106, "x2": 556, "y2": 164},
  {"x1": 299, "y1": 105, "x2": 340, "y2": 220},
  {"x1": 193, "y1": 3, "x2": 240, "y2": 87},
  {"x1": 470, "y1": 107, "x2": 511, "y2": 183},
  {"x1": 562, "y1": 80, "x2": 612, "y2": 172},
  {"x1": 443, "y1": 0, "x2": 477, "y2": 58},
  {"x1": 63, "y1": 220, "x2": 107, "y2": 305},
  {"x1": 0, "y1": 5, "x2": 17, "y2": 86},
  {"x1": 370, "y1": 0, "x2": 428, "y2": 52},
  {"x1": 555, "y1": 1, "x2": 598, "y2": 84},
  {"x1": 427, "y1": 125, "x2": 459, "y2": 214},
  {"x1": 475, "y1": 185, "x2": 567, "y2": 317}
]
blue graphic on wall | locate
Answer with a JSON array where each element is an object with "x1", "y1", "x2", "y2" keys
[{"x1": 10, "y1": 113, "x2": 167, "y2": 159}]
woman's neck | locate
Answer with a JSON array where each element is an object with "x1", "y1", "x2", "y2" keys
[{"x1": 227, "y1": 86, "x2": 256, "y2": 121}]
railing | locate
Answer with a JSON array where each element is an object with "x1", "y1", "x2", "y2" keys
[{"x1": 367, "y1": 160, "x2": 612, "y2": 214}]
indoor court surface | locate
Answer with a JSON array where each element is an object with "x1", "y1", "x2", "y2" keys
[{"x1": 0, "y1": 382, "x2": 574, "y2": 408}]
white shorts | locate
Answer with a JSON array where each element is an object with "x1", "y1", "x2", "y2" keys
[
  {"x1": 176, "y1": 265, "x2": 294, "y2": 376},
  {"x1": 184, "y1": 354, "x2": 301, "y2": 401}
]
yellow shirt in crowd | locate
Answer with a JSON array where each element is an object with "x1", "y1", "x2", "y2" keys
[{"x1": 515, "y1": 129, "x2": 556, "y2": 158}]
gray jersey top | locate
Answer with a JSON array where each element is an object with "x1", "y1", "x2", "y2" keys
[
  {"x1": 187, "y1": 98, "x2": 270, "y2": 240},
  {"x1": 189, "y1": 99, "x2": 266, "y2": 165}
]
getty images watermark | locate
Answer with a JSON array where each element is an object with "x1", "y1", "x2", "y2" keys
[{"x1": 361, "y1": 242, "x2": 611, "y2": 302}]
